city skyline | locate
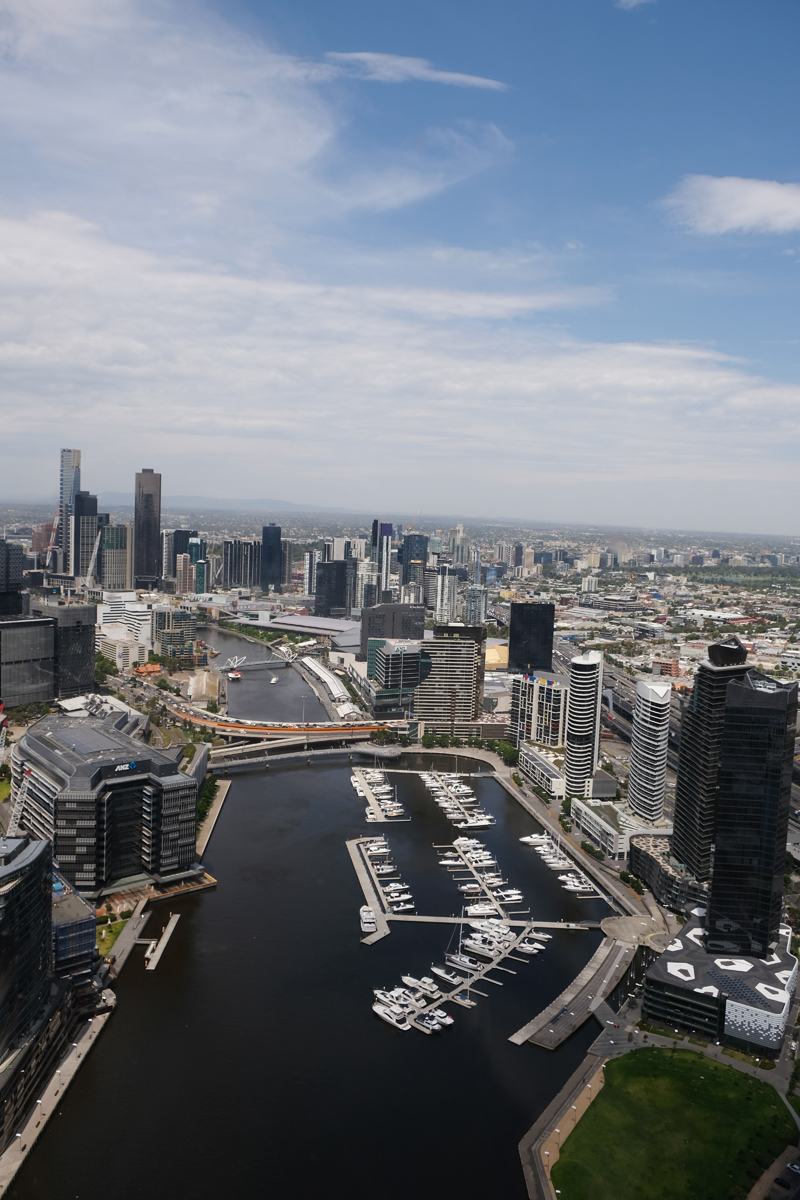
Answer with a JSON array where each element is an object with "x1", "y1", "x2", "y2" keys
[{"x1": 0, "y1": 2, "x2": 799, "y2": 530}]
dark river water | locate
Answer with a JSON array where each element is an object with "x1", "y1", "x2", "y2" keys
[{"x1": 9, "y1": 635, "x2": 614, "y2": 1200}]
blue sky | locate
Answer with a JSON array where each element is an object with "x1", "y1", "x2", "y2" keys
[{"x1": 1, "y1": 0, "x2": 799, "y2": 532}]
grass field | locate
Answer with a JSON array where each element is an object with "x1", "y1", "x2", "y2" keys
[
  {"x1": 96, "y1": 920, "x2": 127, "y2": 957},
  {"x1": 0, "y1": 779, "x2": 9, "y2": 804},
  {"x1": 550, "y1": 1048, "x2": 795, "y2": 1200}
]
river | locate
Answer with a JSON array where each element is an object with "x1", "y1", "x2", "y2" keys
[{"x1": 9, "y1": 632, "x2": 615, "y2": 1200}]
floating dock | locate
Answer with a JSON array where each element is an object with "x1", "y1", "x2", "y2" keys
[
  {"x1": 351, "y1": 768, "x2": 388, "y2": 823},
  {"x1": 145, "y1": 913, "x2": 181, "y2": 971},
  {"x1": 346, "y1": 838, "x2": 391, "y2": 943}
]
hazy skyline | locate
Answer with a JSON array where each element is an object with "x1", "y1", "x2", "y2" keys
[{"x1": 1, "y1": 0, "x2": 799, "y2": 533}]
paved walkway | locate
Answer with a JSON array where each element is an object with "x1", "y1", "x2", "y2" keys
[
  {"x1": 108, "y1": 897, "x2": 152, "y2": 979},
  {"x1": 196, "y1": 779, "x2": 231, "y2": 856},
  {"x1": 345, "y1": 838, "x2": 390, "y2": 943},
  {"x1": 0, "y1": 1013, "x2": 111, "y2": 1197}
]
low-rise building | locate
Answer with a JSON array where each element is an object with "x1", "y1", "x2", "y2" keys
[
  {"x1": 629, "y1": 835, "x2": 708, "y2": 911},
  {"x1": 518, "y1": 743, "x2": 566, "y2": 799},
  {"x1": 570, "y1": 796, "x2": 672, "y2": 861}
]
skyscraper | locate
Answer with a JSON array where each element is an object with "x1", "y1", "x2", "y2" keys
[
  {"x1": 402, "y1": 532, "x2": 429, "y2": 585},
  {"x1": 434, "y1": 566, "x2": 457, "y2": 623},
  {"x1": 57, "y1": 449, "x2": 81, "y2": 558},
  {"x1": 0, "y1": 838, "x2": 52, "y2": 1061},
  {"x1": 303, "y1": 549, "x2": 321, "y2": 595},
  {"x1": 463, "y1": 585, "x2": 488, "y2": 625},
  {"x1": 261, "y1": 524, "x2": 282, "y2": 590},
  {"x1": 314, "y1": 559, "x2": 356, "y2": 618},
  {"x1": 671, "y1": 636, "x2": 750, "y2": 883},
  {"x1": 0, "y1": 539, "x2": 25, "y2": 617},
  {"x1": 134, "y1": 468, "x2": 161, "y2": 585},
  {"x1": 627, "y1": 679, "x2": 672, "y2": 821},
  {"x1": 69, "y1": 491, "x2": 107, "y2": 579},
  {"x1": 281, "y1": 540, "x2": 293, "y2": 587},
  {"x1": 101, "y1": 524, "x2": 134, "y2": 590},
  {"x1": 564, "y1": 650, "x2": 603, "y2": 796},
  {"x1": 169, "y1": 529, "x2": 198, "y2": 577},
  {"x1": 706, "y1": 672, "x2": 798, "y2": 955},
  {"x1": 359, "y1": 603, "x2": 425, "y2": 659},
  {"x1": 508, "y1": 602, "x2": 555, "y2": 674}
]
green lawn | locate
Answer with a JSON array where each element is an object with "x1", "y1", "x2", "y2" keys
[
  {"x1": 0, "y1": 779, "x2": 10, "y2": 804},
  {"x1": 96, "y1": 920, "x2": 127, "y2": 957},
  {"x1": 551, "y1": 1048, "x2": 795, "y2": 1200}
]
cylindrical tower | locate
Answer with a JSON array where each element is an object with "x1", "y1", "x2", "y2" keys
[
  {"x1": 564, "y1": 651, "x2": 603, "y2": 796},
  {"x1": 628, "y1": 680, "x2": 672, "y2": 821}
]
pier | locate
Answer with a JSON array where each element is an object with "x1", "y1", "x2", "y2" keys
[
  {"x1": 345, "y1": 838, "x2": 391, "y2": 943},
  {"x1": 436, "y1": 840, "x2": 515, "y2": 917},
  {"x1": 508, "y1": 933, "x2": 636, "y2": 1049},
  {"x1": 351, "y1": 768, "x2": 388, "y2": 823},
  {"x1": 145, "y1": 913, "x2": 181, "y2": 970},
  {"x1": 108, "y1": 897, "x2": 152, "y2": 978},
  {"x1": 387, "y1": 915, "x2": 600, "y2": 929},
  {"x1": 196, "y1": 779, "x2": 231, "y2": 857}
]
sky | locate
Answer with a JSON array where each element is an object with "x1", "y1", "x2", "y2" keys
[{"x1": 0, "y1": 0, "x2": 799, "y2": 533}]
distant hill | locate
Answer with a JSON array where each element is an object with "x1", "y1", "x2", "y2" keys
[{"x1": 98, "y1": 494, "x2": 358, "y2": 513}]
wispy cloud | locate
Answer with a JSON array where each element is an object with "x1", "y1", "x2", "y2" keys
[
  {"x1": 615, "y1": 0, "x2": 656, "y2": 10},
  {"x1": 325, "y1": 52, "x2": 507, "y2": 91},
  {"x1": 664, "y1": 175, "x2": 800, "y2": 234}
]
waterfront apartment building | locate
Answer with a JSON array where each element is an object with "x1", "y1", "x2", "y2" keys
[
  {"x1": 359, "y1": 603, "x2": 425, "y2": 661},
  {"x1": 564, "y1": 650, "x2": 603, "y2": 797},
  {"x1": 11, "y1": 712, "x2": 198, "y2": 895},
  {"x1": 363, "y1": 638, "x2": 424, "y2": 718},
  {"x1": 261, "y1": 524, "x2": 282, "y2": 590},
  {"x1": 508, "y1": 602, "x2": 555, "y2": 675},
  {"x1": 100, "y1": 524, "x2": 134, "y2": 590},
  {"x1": 509, "y1": 673, "x2": 570, "y2": 747},
  {"x1": 133, "y1": 469, "x2": 161, "y2": 586},
  {"x1": 706, "y1": 672, "x2": 798, "y2": 955},
  {"x1": 412, "y1": 636, "x2": 481, "y2": 732},
  {"x1": 671, "y1": 636, "x2": 750, "y2": 884},
  {"x1": 627, "y1": 679, "x2": 672, "y2": 822}
]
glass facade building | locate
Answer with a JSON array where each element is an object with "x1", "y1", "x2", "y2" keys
[
  {"x1": 0, "y1": 616, "x2": 56, "y2": 707},
  {"x1": 314, "y1": 559, "x2": 356, "y2": 617},
  {"x1": 134, "y1": 468, "x2": 162, "y2": 584},
  {"x1": 0, "y1": 838, "x2": 52, "y2": 1061},
  {"x1": 402, "y1": 533, "x2": 429, "y2": 585},
  {"x1": 508, "y1": 602, "x2": 555, "y2": 674},
  {"x1": 261, "y1": 524, "x2": 282, "y2": 590},
  {"x1": 671, "y1": 636, "x2": 750, "y2": 883},
  {"x1": 706, "y1": 672, "x2": 798, "y2": 955}
]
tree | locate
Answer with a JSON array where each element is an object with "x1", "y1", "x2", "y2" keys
[
  {"x1": 421, "y1": 733, "x2": 436, "y2": 748},
  {"x1": 497, "y1": 740, "x2": 519, "y2": 766},
  {"x1": 95, "y1": 652, "x2": 119, "y2": 686}
]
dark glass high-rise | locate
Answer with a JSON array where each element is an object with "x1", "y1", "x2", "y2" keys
[
  {"x1": 261, "y1": 524, "x2": 282, "y2": 590},
  {"x1": 671, "y1": 636, "x2": 749, "y2": 882},
  {"x1": 134, "y1": 468, "x2": 162, "y2": 585},
  {"x1": 706, "y1": 671, "x2": 798, "y2": 954},
  {"x1": 508, "y1": 602, "x2": 555, "y2": 674}
]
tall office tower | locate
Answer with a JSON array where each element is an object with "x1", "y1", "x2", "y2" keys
[
  {"x1": 508, "y1": 602, "x2": 555, "y2": 674},
  {"x1": 434, "y1": 566, "x2": 457, "y2": 623},
  {"x1": 321, "y1": 540, "x2": 334, "y2": 563},
  {"x1": 0, "y1": 838, "x2": 52, "y2": 1060},
  {"x1": 101, "y1": 524, "x2": 134, "y2": 590},
  {"x1": 359, "y1": 604, "x2": 425, "y2": 659},
  {"x1": 509, "y1": 674, "x2": 570, "y2": 747},
  {"x1": 627, "y1": 680, "x2": 672, "y2": 821},
  {"x1": 222, "y1": 539, "x2": 261, "y2": 589},
  {"x1": 187, "y1": 537, "x2": 206, "y2": 566},
  {"x1": 402, "y1": 533, "x2": 429, "y2": 585},
  {"x1": 412, "y1": 629, "x2": 483, "y2": 731},
  {"x1": 564, "y1": 650, "x2": 603, "y2": 796},
  {"x1": 423, "y1": 568, "x2": 439, "y2": 611},
  {"x1": 314, "y1": 559, "x2": 356, "y2": 618},
  {"x1": 161, "y1": 531, "x2": 174, "y2": 578},
  {"x1": 176, "y1": 553, "x2": 193, "y2": 593},
  {"x1": 513, "y1": 543, "x2": 523, "y2": 568},
  {"x1": 260, "y1": 523, "x2": 282, "y2": 590},
  {"x1": 303, "y1": 549, "x2": 321, "y2": 595},
  {"x1": 671, "y1": 636, "x2": 750, "y2": 883},
  {"x1": 472, "y1": 547, "x2": 481, "y2": 585},
  {"x1": 362, "y1": 583, "x2": 379, "y2": 609},
  {"x1": 134, "y1": 468, "x2": 161, "y2": 585},
  {"x1": 12, "y1": 713, "x2": 198, "y2": 894},
  {"x1": 0, "y1": 539, "x2": 25, "y2": 617},
  {"x1": 370, "y1": 519, "x2": 380, "y2": 563},
  {"x1": 69, "y1": 491, "x2": 107, "y2": 579},
  {"x1": 0, "y1": 616, "x2": 55, "y2": 707},
  {"x1": 433, "y1": 623, "x2": 487, "y2": 717},
  {"x1": 378, "y1": 535, "x2": 393, "y2": 592},
  {"x1": 169, "y1": 529, "x2": 198, "y2": 576},
  {"x1": 207, "y1": 554, "x2": 222, "y2": 587},
  {"x1": 57, "y1": 449, "x2": 81, "y2": 556},
  {"x1": 706, "y1": 673, "x2": 798, "y2": 955},
  {"x1": 280, "y1": 539, "x2": 293, "y2": 587},
  {"x1": 495, "y1": 542, "x2": 512, "y2": 565},
  {"x1": 332, "y1": 538, "x2": 351, "y2": 561},
  {"x1": 30, "y1": 601, "x2": 95, "y2": 698},
  {"x1": 463, "y1": 585, "x2": 488, "y2": 625},
  {"x1": 194, "y1": 560, "x2": 208, "y2": 593},
  {"x1": 351, "y1": 537, "x2": 367, "y2": 559}
]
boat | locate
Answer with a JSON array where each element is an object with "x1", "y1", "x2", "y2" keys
[
  {"x1": 429, "y1": 1007, "x2": 454, "y2": 1025},
  {"x1": 391, "y1": 903, "x2": 414, "y2": 912},
  {"x1": 228, "y1": 671, "x2": 242, "y2": 681},
  {"x1": 458, "y1": 884, "x2": 483, "y2": 894},
  {"x1": 465, "y1": 903, "x2": 497, "y2": 917},
  {"x1": 401, "y1": 975, "x2": 441, "y2": 999},
  {"x1": 373, "y1": 863, "x2": 395, "y2": 875},
  {"x1": 374, "y1": 987, "x2": 425, "y2": 1010},
  {"x1": 386, "y1": 893, "x2": 413, "y2": 904},
  {"x1": 372, "y1": 1003, "x2": 410, "y2": 1030},
  {"x1": 360, "y1": 906, "x2": 377, "y2": 933},
  {"x1": 462, "y1": 938, "x2": 500, "y2": 959},
  {"x1": 414, "y1": 1013, "x2": 442, "y2": 1033},
  {"x1": 431, "y1": 965, "x2": 461, "y2": 985},
  {"x1": 445, "y1": 952, "x2": 481, "y2": 972},
  {"x1": 530, "y1": 930, "x2": 552, "y2": 940},
  {"x1": 270, "y1": 676, "x2": 278, "y2": 684},
  {"x1": 520, "y1": 834, "x2": 548, "y2": 845},
  {"x1": 517, "y1": 941, "x2": 540, "y2": 955}
]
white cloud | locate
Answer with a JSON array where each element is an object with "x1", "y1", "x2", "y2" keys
[
  {"x1": 615, "y1": 0, "x2": 656, "y2": 9},
  {"x1": 0, "y1": 211, "x2": 798, "y2": 522},
  {"x1": 665, "y1": 174, "x2": 800, "y2": 234},
  {"x1": 325, "y1": 52, "x2": 507, "y2": 91}
]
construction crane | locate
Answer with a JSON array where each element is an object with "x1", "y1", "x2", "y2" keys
[
  {"x1": 6, "y1": 769, "x2": 32, "y2": 838},
  {"x1": 404, "y1": 509, "x2": 422, "y2": 533}
]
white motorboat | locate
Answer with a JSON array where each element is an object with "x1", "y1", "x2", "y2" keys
[
  {"x1": 391, "y1": 903, "x2": 414, "y2": 912},
  {"x1": 401, "y1": 975, "x2": 442, "y2": 999},
  {"x1": 365, "y1": 810, "x2": 379, "y2": 822},
  {"x1": 373, "y1": 863, "x2": 395, "y2": 875},
  {"x1": 458, "y1": 884, "x2": 483, "y2": 894},
  {"x1": 462, "y1": 938, "x2": 500, "y2": 960},
  {"x1": 517, "y1": 941, "x2": 540, "y2": 955},
  {"x1": 431, "y1": 965, "x2": 461, "y2": 985},
  {"x1": 387, "y1": 893, "x2": 413, "y2": 904},
  {"x1": 530, "y1": 930, "x2": 553, "y2": 940},
  {"x1": 446, "y1": 952, "x2": 481, "y2": 972},
  {"x1": 414, "y1": 1013, "x2": 442, "y2": 1033},
  {"x1": 466, "y1": 903, "x2": 498, "y2": 916},
  {"x1": 360, "y1": 906, "x2": 377, "y2": 933},
  {"x1": 520, "y1": 834, "x2": 549, "y2": 845},
  {"x1": 429, "y1": 1008, "x2": 454, "y2": 1025},
  {"x1": 372, "y1": 1003, "x2": 410, "y2": 1030}
]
